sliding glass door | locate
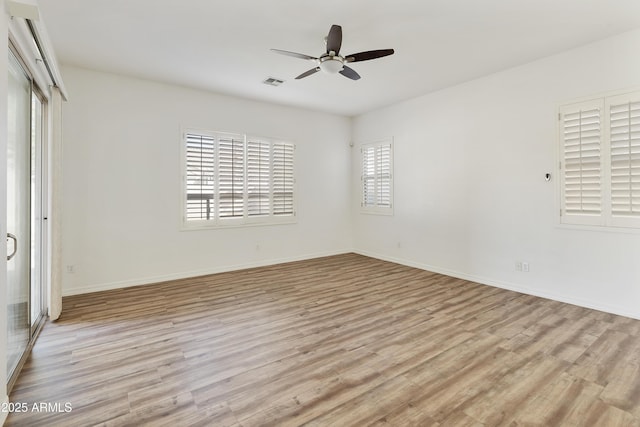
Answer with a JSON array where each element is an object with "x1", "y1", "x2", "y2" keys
[{"x1": 7, "y1": 47, "x2": 46, "y2": 383}]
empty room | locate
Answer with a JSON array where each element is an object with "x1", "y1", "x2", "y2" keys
[{"x1": 2, "y1": 0, "x2": 640, "y2": 426}]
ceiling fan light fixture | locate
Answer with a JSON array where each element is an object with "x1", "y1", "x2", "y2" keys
[{"x1": 319, "y1": 57, "x2": 344, "y2": 74}]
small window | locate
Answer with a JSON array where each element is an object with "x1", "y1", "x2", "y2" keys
[
  {"x1": 361, "y1": 138, "x2": 393, "y2": 214},
  {"x1": 183, "y1": 131, "x2": 295, "y2": 227},
  {"x1": 559, "y1": 90, "x2": 640, "y2": 229}
]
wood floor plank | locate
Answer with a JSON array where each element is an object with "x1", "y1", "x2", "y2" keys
[
  {"x1": 503, "y1": 372, "x2": 605, "y2": 426},
  {"x1": 5, "y1": 253, "x2": 640, "y2": 426},
  {"x1": 458, "y1": 352, "x2": 569, "y2": 424}
]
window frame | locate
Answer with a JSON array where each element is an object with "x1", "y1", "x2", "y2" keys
[
  {"x1": 558, "y1": 89, "x2": 640, "y2": 230},
  {"x1": 360, "y1": 138, "x2": 394, "y2": 216},
  {"x1": 180, "y1": 128, "x2": 296, "y2": 229}
]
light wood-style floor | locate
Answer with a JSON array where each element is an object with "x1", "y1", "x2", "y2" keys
[{"x1": 6, "y1": 253, "x2": 640, "y2": 426}]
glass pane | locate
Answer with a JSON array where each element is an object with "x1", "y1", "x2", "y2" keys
[
  {"x1": 31, "y1": 93, "x2": 43, "y2": 327},
  {"x1": 7, "y1": 51, "x2": 32, "y2": 377}
]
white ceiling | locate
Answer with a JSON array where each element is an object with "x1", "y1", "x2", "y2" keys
[{"x1": 38, "y1": 0, "x2": 640, "y2": 117}]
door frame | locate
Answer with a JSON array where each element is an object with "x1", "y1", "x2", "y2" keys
[{"x1": 29, "y1": 85, "x2": 48, "y2": 337}]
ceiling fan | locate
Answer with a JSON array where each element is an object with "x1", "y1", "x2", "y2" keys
[{"x1": 271, "y1": 24, "x2": 394, "y2": 81}]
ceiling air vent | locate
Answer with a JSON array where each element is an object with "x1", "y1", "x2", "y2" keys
[{"x1": 263, "y1": 77, "x2": 284, "y2": 87}]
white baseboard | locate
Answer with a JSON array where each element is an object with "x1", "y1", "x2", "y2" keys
[
  {"x1": 354, "y1": 249, "x2": 640, "y2": 321},
  {"x1": 62, "y1": 249, "x2": 352, "y2": 296}
]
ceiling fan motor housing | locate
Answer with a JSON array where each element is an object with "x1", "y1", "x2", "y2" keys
[{"x1": 319, "y1": 55, "x2": 344, "y2": 74}]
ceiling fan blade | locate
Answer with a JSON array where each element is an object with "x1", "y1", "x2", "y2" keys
[
  {"x1": 345, "y1": 49, "x2": 395, "y2": 63},
  {"x1": 339, "y1": 65, "x2": 360, "y2": 81},
  {"x1": 326, "y1": 24, "x2": 342, "y2": 54},
  {"x1": 271, "y1": 49, "x2": 317, "y2": 61},
  {"x1": 295, "y1": 67, "x2": 320, "y2": 79}
]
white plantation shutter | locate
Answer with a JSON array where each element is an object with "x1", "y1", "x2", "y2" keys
[
  {"x1": 362, "y1": 145, "x2": 376, "y2": 207},
  {"x1": 218, "y1": 135, "x2": 245, "y2": 218},
  {"x1": 361, "y1": 139, "x2": 393, "y2": 214},
  {"x1": 607, "y1": 94, "x2": 640, "y2": 227},
  {"x1": 377, "y1": 144, "x2": 392, "y2": 207},
  {"x1": 247, "y1": 139, "x2": 271, "y2": 217},
  {"x1": 185, "y1": 133, "x2": 215, "y2": 220},
  {"x1": 273, "y1": 142, "x2": 295, "y2": 216},
  {"x1": 559, "y1": 90, "x2": 640, "y2": 229},
  {"x1": 560, "y1": 101, "x2": 603, "y2": 225},
  {"x1": 183, "y1": 131, "x2": 295, "y2": 225}
]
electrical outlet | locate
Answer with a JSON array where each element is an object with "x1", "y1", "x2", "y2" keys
[
  {"x1": 522, "y1": 262, "x2": 530, "y2": 272},
  {"x1": 515, "y1": 262, "x2": 522, "y2": 271},
  {"x1": 66, "y1": 265, "x2": 75, "y2": 273}
]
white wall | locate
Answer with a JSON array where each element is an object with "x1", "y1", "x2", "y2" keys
[
  {"x1": 352, "y1": 29, "x2": 640, "y2": 319},
  {"x1": 60, "y1": 66, "x2": 352, "y2": 295}
]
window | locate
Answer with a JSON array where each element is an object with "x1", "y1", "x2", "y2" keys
[
  {"x1": 184, "y1": 131, "x2": 295, "y2": 226},
  {"x1": 559, "y1": 90, "x2": 640, "y2": 228},
  {"x1": 361, "y1": 139, "x2": 393, "y2": 214}
]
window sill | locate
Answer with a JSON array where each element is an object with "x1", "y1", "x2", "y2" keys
[
  {"x1": 360, "y1": 208, "x2": 394, "y2": 216},
  {"x1": 181, "y1": 216, "x2": 297, "y2": 231},
  {"x1": 556, "y1": 222, "x2": 640, "y2": 235}
]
